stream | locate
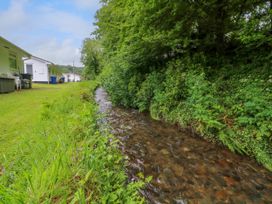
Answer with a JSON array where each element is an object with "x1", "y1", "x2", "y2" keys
[{"x1": 95, "y1": 88, "x2": 272, "y2": 204}]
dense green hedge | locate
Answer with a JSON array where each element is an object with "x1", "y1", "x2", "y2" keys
[{"x1": 100, "y1": 56, "x2": 272, "y2": 170}]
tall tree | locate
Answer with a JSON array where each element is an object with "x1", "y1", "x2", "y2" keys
[{"x1": 81, "y1": 38, "x2": 102, "y2": 79}]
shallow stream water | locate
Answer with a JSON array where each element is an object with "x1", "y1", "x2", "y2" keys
[{"x1": 95, "y1": 88, "x2": 272, "y2": 204}]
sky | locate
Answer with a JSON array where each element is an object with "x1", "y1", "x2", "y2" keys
[{"x1": 0, "y1": 0, "x2": 100, "y2": 67}]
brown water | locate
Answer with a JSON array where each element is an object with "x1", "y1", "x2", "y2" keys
[{"x1": 95, "y1": 88, "x2": 272, "y2": 204}]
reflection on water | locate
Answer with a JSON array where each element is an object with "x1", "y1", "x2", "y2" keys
[{"x1": 95, "y1": 88, "x2": 272, "y2": 204}]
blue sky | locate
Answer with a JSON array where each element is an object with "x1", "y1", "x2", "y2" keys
[{"x1": 0, "y1": 0, "x2": 100, "y2": 66}]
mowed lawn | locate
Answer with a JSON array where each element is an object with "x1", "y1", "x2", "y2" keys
[{"x1": 0, "y1": 83, "x2": 82, "y2": 154}]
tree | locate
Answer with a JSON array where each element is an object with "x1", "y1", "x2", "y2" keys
[{"x1": 81, "y1": 38, "x2": 102, "y2": 80}]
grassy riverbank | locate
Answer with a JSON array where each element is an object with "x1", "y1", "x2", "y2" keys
[{"x1": 0, "y1": 82, "x2": 144, "y2": 203}]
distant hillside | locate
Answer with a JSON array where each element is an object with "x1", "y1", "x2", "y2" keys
[{"x1": 50, "y1": 65, "x2": 83, "y2": 76}]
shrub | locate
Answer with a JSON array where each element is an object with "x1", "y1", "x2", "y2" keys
[
  {"x1": 221, "y1": 76, "x2": 272, "y2": 169},
  {"x1": 104, "y1": 56, "x2": 272, "y2": 171},
  {"x1": 136, "y1": 71, "x2": 164, "y2": 112}
]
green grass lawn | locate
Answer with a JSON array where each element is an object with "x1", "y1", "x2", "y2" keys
[
  {"x1": 0, "y1": 83, "x2": 81, "y2": 154},
  {"x1": 0, "y1": 81, "x2": 144, "y2": 203}
]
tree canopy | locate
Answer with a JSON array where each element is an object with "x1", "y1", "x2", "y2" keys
[{"x1": 95, "y1": 0, "x2": 271, "y2": 71}]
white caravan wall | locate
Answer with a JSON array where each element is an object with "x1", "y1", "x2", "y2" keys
[
  {"x1": 24, "y1": 58, "x2": 49, "y2": 83},
  {"x1": 63, "y1": 73, "x2": 81, "y2": 82}
]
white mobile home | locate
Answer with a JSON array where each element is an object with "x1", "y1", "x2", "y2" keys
[
  {"x1": 24, "y1": 56, "x2": 53, "y2": 83},
  {"x1": 63, "y1": 73, "x2": 81, "y2": 82}
]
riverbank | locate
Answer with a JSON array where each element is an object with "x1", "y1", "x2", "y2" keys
[
  {"x1": 96, "y1": 87, "x2": 272, "y2": 203},
  {"x1": 90, "y1": 0, "x2": 272, "y2": 172},
  {"x1": 0, "y1": 82, "x2": 144, "y2": 203}
]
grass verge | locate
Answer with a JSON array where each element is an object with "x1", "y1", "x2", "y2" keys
[
  {"x1": 0, "y1": 83, "x2": 81, "y2": 154},
  {"x1": 0, "y1": 82, "x2": 144, "y2": 203}
]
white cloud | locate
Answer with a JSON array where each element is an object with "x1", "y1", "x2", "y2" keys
[
  {"x1": 0, "y1": 0, "x2": 29, "y2": 33},
  {"x1": 32, "y1": 38, "x2": 82, "y2": 66},
  {"x1": 38, "y1": 6, "x2": 92, "y2": 39},
  {"x1": 72, "y1": 0, "x2": 101, "y2": 10},
  {"x1": 0, "y1": 0, "x2": 98, "y2": 66}
]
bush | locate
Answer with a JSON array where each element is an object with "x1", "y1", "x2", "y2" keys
[
  {"x1": 100, "y1": 61, "x2": 136, "y2": 107},
  {"x1": 102, "y1": 55, "x2": 272, "y2": 171},
  {"x1": 136, "y1": 71, "x2": 164, "y2": 112},
  {"x1": 221, "y1": 76, "x2": 272, "y2": 169},
  {"x1": 183, "y1": 70, "x2": 224, "y2": 138}
]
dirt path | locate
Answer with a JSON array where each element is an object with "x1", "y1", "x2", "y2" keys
[{"x1": 95, "y1": 88, "x2": 272, "y2": 204}]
